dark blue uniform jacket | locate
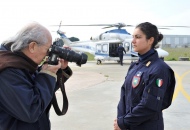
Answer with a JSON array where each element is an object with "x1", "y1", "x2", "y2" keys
[
  {"x1": 117, "y1": 50, "x2": 175, "y2": 130},
  {"x1": 0, "y1": 45, "x2": 72, "y2": 130}
]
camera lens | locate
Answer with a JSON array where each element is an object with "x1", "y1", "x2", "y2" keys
[
  {"x1": 62, "y1": 49, "x2": 88, "y2": 66},
  {"x1": 71, "y1": 52, "x2": 88, "y2": 66},
  {"x1": 49, "y1": 45, "x2": 88, "y2": 66}
]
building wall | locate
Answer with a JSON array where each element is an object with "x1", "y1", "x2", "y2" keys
[{"x1": 162, "y1": 35, "x2": 190, "y2": 48}]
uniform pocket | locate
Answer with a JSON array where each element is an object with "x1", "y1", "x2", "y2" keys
[{"x1": 144, "y1": 87, "x2": 164, "y2": 111}]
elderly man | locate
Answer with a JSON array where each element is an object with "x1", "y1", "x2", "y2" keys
[{"x1": 0, "y1": 22, "x2": 72, "y2": 130}]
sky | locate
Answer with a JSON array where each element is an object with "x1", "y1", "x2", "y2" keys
[{"x1": 0, "y1": 0, "x2": 190, "y2": 42}]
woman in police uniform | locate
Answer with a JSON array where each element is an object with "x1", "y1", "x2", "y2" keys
[{"x1": 114, "y1": 22, "x2": 176, "y2": 130}]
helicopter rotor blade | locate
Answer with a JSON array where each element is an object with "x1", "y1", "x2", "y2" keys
[
  {"x1": 158, "y1": 25, "x2": 190, "y2": 28},
  {"x1": 102, "y1": 25, "x2": 115, "y2": 29},
  {"x1": 50, "y1": 22, "x2": 190, "y2": 31},
  {"x1": 51, "y1": 24, "x2": 110, "y2": 26},
  {"x1": 158, "y1": 27, "x2": 171, "y2": 30},
  {"x1": 50, "y1": 23, "x2": 135, "y2": 29}
]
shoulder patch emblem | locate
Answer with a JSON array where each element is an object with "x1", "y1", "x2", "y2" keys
[
  {"x1": 132, "y1": 76, "x2": 140, "y2": 88},
  {"x1": 156, "y1": 78, "x2": 163, "y2": 87},
  {"x1": 132, "y1": 71, "x2": 143, "y2": 88}
]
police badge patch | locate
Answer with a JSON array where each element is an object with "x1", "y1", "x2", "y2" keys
[
  {"x1": 132, "y1": 76, "x2": 140, "y2": 88},
  {"x1": 156, "y1": 78, "x2": 163, "y2": 87},
  {"x1": 132, "y1": 71, "x2": 143, "y2": 88}
]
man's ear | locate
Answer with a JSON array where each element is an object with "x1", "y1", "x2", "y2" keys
[{"x1": 28, "y1": 42, "x2": 36, "y2": 53}]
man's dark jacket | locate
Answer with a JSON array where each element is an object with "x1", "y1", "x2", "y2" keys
[{"x1": 0, "y1": 45, "x2": 72, "y2": 130}]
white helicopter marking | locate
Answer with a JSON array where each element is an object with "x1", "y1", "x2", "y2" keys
[{"x1": 54, "y1": 23, "x2": 169, "y2": 65}]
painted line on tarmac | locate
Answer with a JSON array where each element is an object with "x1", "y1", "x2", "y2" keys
[{"x1": 173, "y1": 71, "x2": 190, "y2": 102}]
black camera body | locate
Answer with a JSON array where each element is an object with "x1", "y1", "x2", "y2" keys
[{"x1": 48, "y1": 39, "x2": 88, "y2": 66}]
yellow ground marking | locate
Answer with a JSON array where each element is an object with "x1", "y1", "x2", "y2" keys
[{"x1": 173, "y1": 71, "x2": 190, "y2": 102}]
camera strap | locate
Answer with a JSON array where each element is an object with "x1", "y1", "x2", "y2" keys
[{"x1": 52, "y1": 72, "x2": 68, "y2": 116}]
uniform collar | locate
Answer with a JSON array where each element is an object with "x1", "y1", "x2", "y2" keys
[{"x1": 138, "y1": 49, "x2": 155, "y2": 61}]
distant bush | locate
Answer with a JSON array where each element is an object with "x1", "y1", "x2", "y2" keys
[
  {"x1": 163, "y1": 48, "x2": 190, "y2": 61},
  {"x1": 85, "y1": 52, "x2": 94, "y2": 61},
  {"x1": 167, "y1": 58, "x2": 177, "y2": 61}
]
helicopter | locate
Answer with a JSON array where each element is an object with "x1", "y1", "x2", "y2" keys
[{"x1": 52, "y1": 22, "x2": 169, "y2": 65}]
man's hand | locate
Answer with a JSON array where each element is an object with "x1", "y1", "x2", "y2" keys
[
  {"x1": 42, "y1": 60, "x2": 61, "y2": 74},
  {"x1": 114, "y1": 118, "x2": 121, "y2": 130},
  {"x1": 60, "y1": 58, "x2": 68, "y2": 69}
]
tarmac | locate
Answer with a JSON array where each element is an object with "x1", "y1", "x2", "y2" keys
[{"x1": 50, "y1": 60, "x2": 190, "y2": 130}]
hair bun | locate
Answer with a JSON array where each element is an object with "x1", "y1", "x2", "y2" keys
[{"x1": 158, "y1": 33, "x2": 163, "y2": 42}]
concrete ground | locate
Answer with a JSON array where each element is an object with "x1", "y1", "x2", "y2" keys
[{"x1": 50, "y1": 60, "x2": 190, "y2": 130}]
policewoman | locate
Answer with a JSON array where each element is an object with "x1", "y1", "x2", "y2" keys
[{"x1": 114, "y1": 22, "x2": 176, "y2": 130}]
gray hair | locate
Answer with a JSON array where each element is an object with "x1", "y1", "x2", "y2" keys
[{"x1": 3, "y1": 22, "x2": 51, "y2": 52}]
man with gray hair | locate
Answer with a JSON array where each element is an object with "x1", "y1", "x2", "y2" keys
[{"x1": 0, "y1": 22, "x2": 72, "y2": 130}]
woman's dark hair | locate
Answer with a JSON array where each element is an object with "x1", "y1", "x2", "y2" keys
[{"x1": 136, "y1": 22, "x2": 163, "y2": 48}]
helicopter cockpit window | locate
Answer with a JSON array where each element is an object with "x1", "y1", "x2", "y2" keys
[
  {"x1": 124, "y1": 42, "x2": 130, "y2": 52},
  {"x1": 96, "y1": 44, "x2": 101, "y2": 53},
  {"x1": 102, "y1": 44, "x2": 108, "y2": 53}
]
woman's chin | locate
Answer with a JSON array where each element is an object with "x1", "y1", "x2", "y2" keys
[{"x1": 133, "y1": 48, "x2": 138, "y2": 52}]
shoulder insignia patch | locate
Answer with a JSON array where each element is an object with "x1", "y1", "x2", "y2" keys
[
  {"x1": 132, "y1": 71, "x2": 143, "y2": 88},
  {"x1": 156, "y1": 78, "x2": 163, "y2": 87},
  {"x1": 132, "y1": 76, "x2": 140, "y2": 88}
]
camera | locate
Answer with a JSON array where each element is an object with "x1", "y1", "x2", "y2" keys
[{"x1": 48, "y1": 38, "x2": 88, "y2": 66}]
